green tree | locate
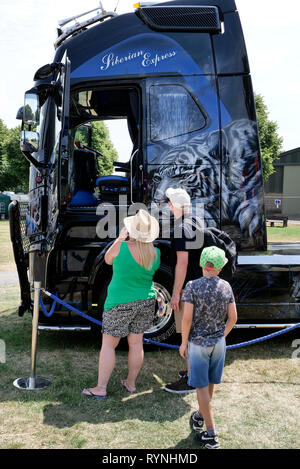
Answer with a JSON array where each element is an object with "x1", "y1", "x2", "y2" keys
[
  {"x1": 0, "y1": 119, "x2": 8, "y2": 188},
  {"x1": 1, "y1": 119, "x2": 118, "y2": 193},
  {"x1": 255, "y1": 93, "x2": 283, "y2": 181},
  {"x1": 1, "y1": 126, "x2": 29, "y2": 192},
  {"x1": 75, "y1": 121, "x2": 118, "y2": 176},
  {"x1": 90, "y1": 121, "x2": 118, "y2": 176}
]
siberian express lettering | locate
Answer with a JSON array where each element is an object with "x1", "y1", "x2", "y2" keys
[{"x1": 100, "y1": 49, "x2": 177, "y2": 71}]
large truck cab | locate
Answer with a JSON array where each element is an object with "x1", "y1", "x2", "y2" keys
[{"x1": 10, "y1": 1, "x2": 299, "y2": 339}]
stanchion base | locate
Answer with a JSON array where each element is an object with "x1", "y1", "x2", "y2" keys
[{"x1": 13, "y1": 377, "x2": 51, "y2": 390}]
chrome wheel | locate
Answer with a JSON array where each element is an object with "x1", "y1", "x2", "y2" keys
[{"x1": 144, "y1": 281, "x2": 174, "y2": 339}]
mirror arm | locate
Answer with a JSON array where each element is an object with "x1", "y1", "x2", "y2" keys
[{"x1": 21, "y1": 151, "x2": 48, "y2": 170}]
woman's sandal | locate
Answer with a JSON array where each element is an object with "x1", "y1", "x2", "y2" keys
[
  {"x1": 81, "y1": 388, "x2": 108, "y2": 399},
  {"x1": 121, "y1": 379, "x2": 137, "y2": 394}
]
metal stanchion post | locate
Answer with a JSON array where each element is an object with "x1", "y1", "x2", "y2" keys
[
  {"x1": 28, "y1": 281, "x2": 41, "y2": 389},
  {"x1": 13, "y1": 281, "x2": 51, "y2": 390}
]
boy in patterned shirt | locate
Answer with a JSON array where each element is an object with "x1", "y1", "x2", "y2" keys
[{"x1": 180, "y1": 246, "x2": 237, "y2": 449}]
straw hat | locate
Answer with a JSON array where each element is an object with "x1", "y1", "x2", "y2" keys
[
  {"x1": 124, "y1": 209, "x2": 159, "y2": 243},
  {"x1": 166, "y1": 187, "x2": 191, "y2": 209}
]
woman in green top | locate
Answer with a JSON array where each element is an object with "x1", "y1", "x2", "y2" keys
[{"x1": 82, "y1": 210, "x2": 160, "y2": 399}]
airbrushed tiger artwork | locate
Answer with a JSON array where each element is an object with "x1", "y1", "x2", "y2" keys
[{"x1": 149, "y1": 118, "x2": 266, "y2": 251}]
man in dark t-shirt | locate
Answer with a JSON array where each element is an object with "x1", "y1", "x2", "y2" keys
[
  {"x1": 166, "y1": 188, "x2": 203, "y2": 317},
  {"x1": 165, "y1": 188, "x2": 237, "y2": 394},
  {"x1": 167, "y1": 188, "x2": 237, "y2": 331},
  {"x1": 171, "y1": 214, "x2": 203, "y2": 283},
  {"x1": 171, "y1": 217, "x2": 237, "y2": 287},
  {"x1": 170, "y1": 212, "x2": 204, "y2": 336}
]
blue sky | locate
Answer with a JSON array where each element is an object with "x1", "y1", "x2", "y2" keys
[{"x1": 0, "y1": 0, "x2": 299, "y2": 155}]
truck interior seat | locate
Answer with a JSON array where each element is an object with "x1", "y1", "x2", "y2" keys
[{"x1": 69, "y1": 149, "x2": 98, "y2": 206}]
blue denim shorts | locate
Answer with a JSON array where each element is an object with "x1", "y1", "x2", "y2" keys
[{"x1": 187, "y1": 337, "x2": 226, "y2": 388}]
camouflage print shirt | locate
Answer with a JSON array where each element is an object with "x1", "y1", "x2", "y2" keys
[{"x1": 181, "y1": 276, "x2": 235, "y2": 346}]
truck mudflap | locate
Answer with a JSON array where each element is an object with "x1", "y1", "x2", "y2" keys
[{"x1": 8, "y1": 200, "x2": 32, "y2": 316}]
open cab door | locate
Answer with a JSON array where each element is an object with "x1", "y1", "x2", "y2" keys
[
  {"x1": 43, "y1": 52, "x2": 71, "y2": 243},
  {"x1": 12, "y1": 53, "x2": 71, "y2": 298},
  {"x1": 57, "y1": 52, "x2": 71, "y2": 211}
]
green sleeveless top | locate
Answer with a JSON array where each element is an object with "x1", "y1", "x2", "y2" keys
[{"x1": 104, "y1": 242, "x2": 161, "y2": 311}]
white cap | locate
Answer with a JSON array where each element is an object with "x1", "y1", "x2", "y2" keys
[{"x1": 165, "y1": 188, "x2": 191, "y2": 209}]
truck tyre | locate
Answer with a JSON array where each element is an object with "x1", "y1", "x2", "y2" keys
[{"x1": 143, "y1": 265, "x2": 176, "y2": 344}]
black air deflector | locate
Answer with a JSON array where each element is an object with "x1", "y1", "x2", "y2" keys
[{"x1": 136, "y1": 6, "x2": 221, "y2": 33}]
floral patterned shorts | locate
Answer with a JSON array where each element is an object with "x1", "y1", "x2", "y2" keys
[{"x1": 102, "y1": 298, "x2": 156, "y2": 337}]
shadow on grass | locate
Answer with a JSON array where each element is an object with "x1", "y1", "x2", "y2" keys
[
  {"x1": 0, "y1": 310, "x2": 192, "y2": 430},
  {"x1": 172, "y1": 431, "x2": 200, "y2": 450},
  {"x1": 42, "y1": 386, "x2": 192, "y2": 429}
]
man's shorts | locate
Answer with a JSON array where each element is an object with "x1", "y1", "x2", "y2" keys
[
  {"x1": 102, "y1": 298, "x2": 156, "y2": 338},
  {"x1": 187, "y1": 336, "x2": 226, "y2": 388}
]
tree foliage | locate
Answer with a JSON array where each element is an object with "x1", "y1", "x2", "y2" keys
[
  {"x1": 0, "y1": 120, "x2": 30, "y2": 192},
  {"x1": 81, "y1": 121, "x2": 118, "y2": 176},
  {"x1": 92, "y1": 121, "x2": 118, "y2": 176},
  {"x1": 3, "y1": 126, "x2": 30, "y2": 192},
  {"x1": 0, "y1": 119, "x2": 9, "y2": 188},
  {"x1": 254, "y1": 93, "x2": 283, "y2": 181},
  {"x1": 0, "y1": 119, "x2": 118, "y2": 193}
]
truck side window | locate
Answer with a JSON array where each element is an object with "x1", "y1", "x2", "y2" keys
[{"x1": 149, "y1": 84, "x2": 206, "y2": 142}]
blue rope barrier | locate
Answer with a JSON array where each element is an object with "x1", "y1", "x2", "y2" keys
[
  {"x1": 39, "y1": 295, "x2": 57, "y2": 317},
  {"x1": 40, "y1": 291, "x2": 105, "y2": 327},
  {"x1": 40, "y1": 290, "x2": 300, "y2": 350},
  {"x1": 225, "y1": 323, "x2": 300, "y2": 350}
]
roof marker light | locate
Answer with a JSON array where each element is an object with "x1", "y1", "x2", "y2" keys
[{"x1": 134, "y1": 1, "x2": 171, "y2": 7}]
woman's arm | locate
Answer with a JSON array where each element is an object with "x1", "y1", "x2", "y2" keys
[{"x1": 104, "y1": 228, "x2": 128, "y2": 265}]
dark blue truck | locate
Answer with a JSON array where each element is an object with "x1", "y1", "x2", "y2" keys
[{"x1": 9, "y1": 0, "x2": 300, "y2": 340}]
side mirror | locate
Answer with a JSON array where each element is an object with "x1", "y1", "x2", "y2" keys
[
  {"x1": 24, "y1": 92, "x2": 40, "y2": 126},
  {"x1": 21, "y1": 130, "x2": 39, "y2": 153},
  {"x1": 19, "y1": 88, "x2": 48, "y2": 170}
]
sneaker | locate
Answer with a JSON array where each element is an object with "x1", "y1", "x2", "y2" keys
[
  {"x1": 178, "y1": 370, "x2": 188, "y2": 379},
  {"x1": 194, "y1": 431, "x2": 220, "y2": 449},
  {"x1": 189, "y1": 411, "x2": 204, "y2": 431},
  {"x1": 164, "y1": 376, "x2": 196, "y2": 394}
]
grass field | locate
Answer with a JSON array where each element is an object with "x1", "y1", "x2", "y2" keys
[
  {"x1": 0, "y1": 221, "x2": 15, "y2": 271},
  {"x1": 267, "y1": 224, "x2": 300, "y2": 243},
  {"x1": 0, "y1": 220, "x2": 300, "y2": 450}
]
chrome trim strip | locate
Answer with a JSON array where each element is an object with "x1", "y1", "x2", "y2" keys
[
  {"x1": 38, "y1": 325, "x2": 91, "y2": 331},
  {"x1": 237, "y1": 302, "x2": 290, "y2": 306},
  {"x1": 234, "y1": 323, "x2": 298, "y2": 329},
  {"x1": 238, "y1": 255, "x2": 300, "y2": 265}
]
